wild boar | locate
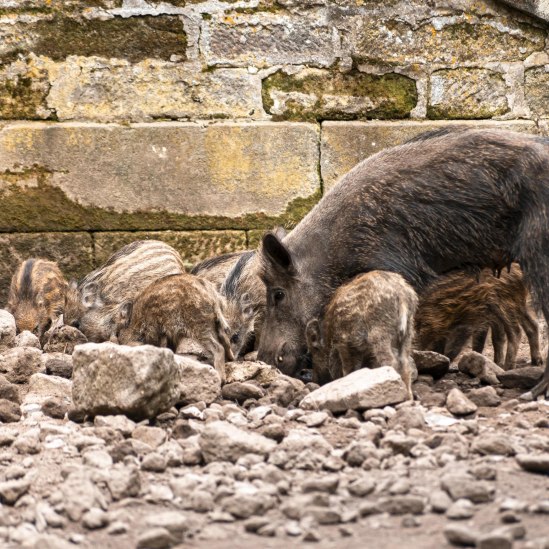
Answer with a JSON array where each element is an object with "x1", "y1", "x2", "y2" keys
[
  {"x1": 416, "y1": 264, "x2": 542, "y2": 370},
  {"x1": 256, "y1": 128, "x2": 549, "y2": 398},
  {"x1": 6, "y1": 259, "x2": 68, "y2": 337},
  {"x1": 64, "y1": 240, "x2": 184, "y2": 342},
  {"x1": 306, "y1": 271, "x2": 417, "y2": 398},
  {"x1": 191, "y1": 251, "x2": 248, "y2": 289},
  {"x1": 115, "y1": 273, "x2": 246, "y2": 382}
]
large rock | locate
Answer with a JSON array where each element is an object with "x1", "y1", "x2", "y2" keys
[
  {"x1": 516, "y1": 453, "x2": 549, "y2": 475},
  {"x1": 72, "y1": 343, "x2": 181, "y2": 420},
  {"x1": 458, "y1": 352, "x2": 504, "y2": 385},
  {"x1": 199, "y1": 421, "x2": 276, "y2": 463},
  {"x1": 0, "y1": 347, "x2": 43, "y2": 384},
  {"x1": 497, "y1": 366, "x2": 544, "y2": 389},
  {"x1": 175, "y1": 356, "x2": 221, "y2": 406},
  {"x1": 0, "y1": 310, "x2": 16, "y2": 349},
  {"x1": 299, "y1": 367, "x2": 408, "y2": 413},
  {"x1": 412, "y1": 350, "x2": 450, "y2": 379},
  {"x1": 24, "y1": 373, "x2": 72, "y2": 405},
  {"x1": 446, "y1": 388, "x2": 478, "y2": 416}
]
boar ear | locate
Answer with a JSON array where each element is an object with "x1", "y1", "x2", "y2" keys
[
  {"x1": 240, "y1": 293, "x2": 255, "y2": 321},
  {"x1": 306, "y1": 319, "x2": 322, "y2": 350},
  {"x1": 118, "y1": 301, "x2": 133, "y2": 328},
  {"x1": 262, "y1": 232, "x2": 295, "y2": 275}
]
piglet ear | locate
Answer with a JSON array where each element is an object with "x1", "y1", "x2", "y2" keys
[
  {"x1": 261, "y1": 232, "x2": 295, "y2": 275},
  {"x1": 118, "y1": 301, "x2": 133, "y2": 328},
  {"x1": 306, "y1": 319, "x2": 322, "y2": 351}
]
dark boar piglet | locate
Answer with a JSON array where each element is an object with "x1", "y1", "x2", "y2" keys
[
  {"x1": 257, "y1": 128, "x2": 549, "y2": 398},
  {"x1": 64, "y1": 240, "x2": 184, "y2": 342},
  {"x1": 116, "y1": 273, "x2": 246, "y2": 382},
  {"x1": 7, "y1": 259, "x2": 68, "y2": 337},
  {"x1": 306, "y1": 271, "x2": 417, "y2": 398},
  {"x1": 416, "y1": 264, "x2": 542, "y2": 370}
]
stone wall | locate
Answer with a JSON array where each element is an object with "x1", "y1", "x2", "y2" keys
[{"x1": 1, "y1": 0, "x2": 549, "y2": 301}]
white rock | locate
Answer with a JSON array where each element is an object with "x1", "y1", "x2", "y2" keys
[
  {"x1": 300, "y1": 367, "x2": 408, "y2": 413},
  {"x1": 0, "y1": 310, "x2": 16, "y2": 349},
  {"x1": 199, "y1": 421, "x2": 276, "y2": 463},
  {"x1": 175, "y1": 355, "x2": 221, "y2": 406},
  {"x1": 14, "y1": 331, "x2": 41, "y2": 349},
  {"x1": 72, "y1": 343, "x2": 181, "y2": 420}
]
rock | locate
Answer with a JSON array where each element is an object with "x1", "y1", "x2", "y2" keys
[
  {"x1": 266, "y1": 376, "x2": 307, "y2": 407},
  {"x1": 107, "y1": 466, "x2": 141, "y2": 500},
  {"x1": 136, "y1": 527, "x2": 176, "y2": 549},
  {"x1": 476, "y1": 533, "x2": 513, "y2": 549},
  {"x1": 472, "y1": 434, "x2": 516, "y2": 456},
  {"x1": 446, "y1": 388, "x2": 477, "y2": 416},
  {"x1": 61, "y1": 469, "x2": 107, "y2": 521},
  {"x1": 25, "y1": 373, "x2": 72, "y2": 405},
  {"x1": 446, "y1": 498, "x2": 475, "y2": 519},
  {"x1": 441, "y1": 474, "x2": 495, "y2": 503},
  {"x1": 42, "y1": 325, "x2": 87, "y2": 354},
  {"x1": 13, "y1": 429, "x2": 41, "y2": 454},
  {"x1": 175, "y1": 355, "x2": 221, "y2": 405},
  {"x1": 444, "y1": 524, "x2": 479, "y2": 546},
  {"x1": 269, "y1": 429, "x2": 332, "y2": 470},
  {"x1": 412, "y1": 350, "x2": 450, "y2": 379},
  {"x1": 225, "y1": 361, "x2": 280, "y2": 385},
  {"x1": 94, "y1": 415, "x2": 136, "y2": 437},
  {"x1": 72, "y1": 343, "x2": 181, "y2": 420},
  {"x1": 516, "y1": 453, "x2": 549, "y2": 475},
  {"x1": 40, "y1": 397, "x2": 68, "y2": 419},
  {"x1": 300, "y1": 366, "x2": 408, "y2": 412},
  {"x1": 83, "y1": 450, "x2": 113, "y2": 469},
  {"x1": 132, "y1": 426, "x2": 166, "y2": 449},
  {"x1": 142, "y1": 453, "x2": 168, "y2": 472},
  {"x1": 498, "y1": 367, "x2": 544, "y2": 389},
  {"x1": 430, "y1": 489, "x2": 453, "y2": 513},
  {"x1": 144, "y1": 511, "x2": 190, "y2": 537},
  {"x1": 43, "y1": 353, "x2": 73, "y2": 379},
  {"x1": 458, "y1": 352, "x2": 503, "y2": 385},
  {"x1": 378, "y1": 496, "x2": 425, "y2": 515},
  {"x1": 302, "y1": 475, "x2": 339, "y2": 494},
  {"x1": 222, "y1": 492, "x2": 274, "y2": 519},
  {"x1": 0, "y1": 375, "x2": 20, "y2": 403},
  {"x1": 22, "y1": 534, "x2": 74, "y2": 549},
  {"x1": 0, "y1": 309, "x2": 16, "y2": 349},
  {"x1": 82, "y1": 508, "x2": 109, "y2": 530},
  {"x1": 348, "y1": 477, "x2": 376, "y2": 497},
  {"x1": 387, "y1": 406, "x2": 426, "y2": 431},
  {"x1": 199, "y1": 421, "x2": 276, "y2": 463},
  {"x1": 0, "y1": 398, "x2": 21, "y2": 422},
  {"x1": 222, "y1": 381, "x2": 264, "y2": 403},
  {"x1": 0, "y1": 347, "x2": 43, "y2": 384},
  {"x1": 0, "y1": 478, "x2": 29, "y2": 504},
  {"x1": 299, "y1": 410, "x2": 329, "y2": 428},
  {"x1": 14, "y1": 331, "x2": 41, "y2": 349},
  {"x1": 467, "y1": 386, "x2": 501, "y2": 407}
]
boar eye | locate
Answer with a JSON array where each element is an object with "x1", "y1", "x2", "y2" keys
[{"x1": 273, "y1": 289, "x2": 285, "y2": 304}]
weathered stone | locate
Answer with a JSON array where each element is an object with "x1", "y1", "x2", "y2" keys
[
  {"x1": 446, "y1": 498, "x2": 476, "y2": 520},
  {"x1": 300, "y1": 366, "x2": 408, "y2": 413},
  {"x1": 467, "y1": 386, "x2": 501, "y2": 407},
  {"x1": 0, "y1": 376, "x2": 20, "y2": 403},
  {"x1": 458, "y1": 352, "x2": 504, "y2": 385},
  {"x1": 350, "y1": 16, "x2": 545, "y2": 66},
  {"x1": 378, "y1": 496, "x2": 425, "y2": 515},
  {"x1": 136, "y1": 527, "x2": 175, "y2": 549},
  {"x1": 175, "y1": 355, "x2": 221, "y2": 406},
  {"x1": 45, "y1": 58, "x2": 262, "y2": 122},
  {"x1": 14, "y1": 331, "x2": 41, "y2": 349},
  {"x1": 43, "y1": 353, "x2": 73, "y2": 379},
  {"x1": 225, "y1": 361, "x2": 280, "y2": 385},
  {"x1": 94, "y1": 231, "x2": 247, "y2": 270},
  {"x1": 0, "y1": 399, "x2": 21, "y2": 423},
  {"x1": 199, "y1": 421, "x2": 276, "y2": 463},
  {"x1": 107, "y1": 466, "x2": 141, "y2": 500},
  {"x1": 516, "y1": 453, "x2": 549, "y2": 475},
  {"x1": 444, "y1": 524, "x2": 479, "y2": 546},
  {"x1": 203, "y1": 13, "x2": 337, "y2": 68},
  {"x1": 0, "y1": 232, "x2": 93, "y2": 304},
  {"x1": 132, "y1": 426, "x2": 167, "y2": 449},
  {"x1": 263, "y1": 69, "x2": 417, "y2": 121},
  {"x1": 499, "y1": 0, "x2": 549, "y2": 22},
  {"x1": 25, "y1": 373, "x2": 72, "y2": 405},
  {"x1": 144, "y1": 511, "x2": 191, "y2": 537},
  {"x1": 446, "y1": 388, "x2": 477, "y2": 416},
  {"x1": 476, "y1": 533, "x2": 513, "y2": 549},
  {"x1": 0, "y1": 347, "x2": 43, "y2": 384},
  {"x1": 0, "y1": 478, "x2": 30, "y2": 505},
  {"x1": 0, "y1": 310, "x2": 16, "y2": 349},
  {"x1": 72, "y1": 343, "x2": 181, "y2": 420},
  {"x1": 472, "y1": 434, "x2": 516, "y2": 456},
  {"x1": 269, "y1": 429, "x2": 333, "y2": 470},
  {"x1": 428, "y1": 69, "x2": 508, "y2": 119},
  {"x1": 0, "y1": 122, "x2": 320, "y2": 230},
  {"x1": 61, "y1": 469, "x2": 107, "y2": 521},
  {"x1": 41, "y1": 397, "x2": 68, "y2": 419},
  {"x1": 94, "y1": 415, "x2": 136, "y2": 437},
  {"x1": 412, "y1": 350, "x2": 450, "y2": 379},
  {"x1": 441, "y1": 474, "x2": 496, "y2": 503},
  {"x1": 320, "y1": 120, "x2": 537, "y2": 190},
  {"x1": 498, "y1": 366, "x2": 544, "y2": 389},
  {"x1": 222, "y1": 381, "x2": 265, "y2": 403}
]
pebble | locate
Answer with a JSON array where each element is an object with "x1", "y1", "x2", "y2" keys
[
  {"x1": 132, "y1": 426, "x2": 167, "y2": 449},
  {"x1": 41, "y1": 397, "x2": 68, "y2": 419},
  {"x1": 516, "y1": 453, "x2": 549, "y2": 475},
  {"x1": 472, "y1": 434, "x2": 516, "y2": 456},
  {"x1": 441, "y1": 474, "x2": 495, "y2": 503},
  {"x1": 136, "y1": 527, "x2": 175, "y2": 549},
  {"x1": 82, "y1": 508, "x2": 109, "y2": 530},
  {"x1": 0, "y1": 478, "x2": 30, "y2": 504},
  {"x1": 141, "y1": 452, "x2": 168, "y2": 472},
  {"x1": 444, "y1": 524, "x2": 478, "y2": 546},
  {"x1": 446, "y1": 389, "x2": 478, "y2": 416},
  {"x1": 477, "y1": 532, "x2": 513, "y2": 549},
  {"x1": 468, "y1": 386, "x2": 501, "y2": 407},
  {"x1": 0, "y1": 399, "x2": 21, "y2": 422},
  {"x1": 446, "y1": 499, "x2": 475, "y2": 519},
  {"x1": 221, "y1": 381, "x2": 264, "y2": 403}
]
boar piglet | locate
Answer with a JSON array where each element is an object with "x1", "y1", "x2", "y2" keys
[
  {"x1": 7, "y1": 258, "x2": 68, "y2": 338},
  {"x1": 64, "y1": 240, "x2": 184, "y2": 342},
  {"x1": 306, "y1": 271, "x2": 417, "y2": 399},
  {"x1": 116, "y1": 273, "x2": 250, "y2": 382},
  {"x1": 416, "y1": 264, "x2": 542, "y2": 370}
]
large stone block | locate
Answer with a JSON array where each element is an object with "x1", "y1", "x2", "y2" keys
[
  {"x1": 498, "y1": 0, "x2": 549, "y2": 22},
  {"x1": 0, "y1": 121, "x2": 320, "y2": 230},
  {"x1": 262, "y1": 69, "x2": 417, "y2": 121},
  {"x1": 42, "y1": 58, "x2": 263, "y2": 122},
  {"x1": 525, "y1": 66, "x2": 549, "y2": 117},
  {"x1": 93, "y1": 231, "x2": 248, "y2": 270},
  {"x1": 320, "y1": 120, "x2": 538, "y2": 189},
  {"x1": 0, "y1": 232, "x2": 94, "y2": 305},
  {"x1": 428, "y1": 69, "x2": 509, "y2": 119},
  {"x1": 202, "y1": 12, "x2": 338, "y2": 68}
]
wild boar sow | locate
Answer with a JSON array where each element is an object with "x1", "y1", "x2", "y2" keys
[{"x1": 257, "y1": 128, "x2": 549, "y2": 398}]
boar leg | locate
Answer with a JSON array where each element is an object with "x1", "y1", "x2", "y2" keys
[
  {"x1": 472, "y1": 329, "x2": 488, "y2": 354},
  {"x1": 490, "y1": 323, "x2": 506, "y2": 367},
  {"x1": 520, "y1": 311, "x2": 543, "y2": 366},
  {"x1": 206, "y1": 337, "x2": 227, "y2": 384},
  {"x1": 503, "y1": 324, "x2": 521, "y2": 371},
  {"x1": 443, "y1": 327, "x2": 470, "y2": 362},
  {"x1": 336, "y1": 345, "x2": 364, "y2": 377}
]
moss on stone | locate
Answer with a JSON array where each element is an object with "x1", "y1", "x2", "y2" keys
[
  {"x1": 0, "y1": 72, "x2": 51, "y2": 120},
  {"x1": 0, "y1": 167, "x2": 321, "y2": 232},
  {"x1": 262, "y1": 69, "x2": 417, "y2": 121},
  {"x1": 32, "y1": 15, "x2": 187, "y2": 62}
]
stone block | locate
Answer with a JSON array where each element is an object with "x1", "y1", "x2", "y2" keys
[
  {"x1": 262, "y1": 69, "x2": 417, "y2": 121},
  {"x1": 0, "y1": 232, "x2": 93, "y2": 304},
  {"x1": 320, "y1": 120, "x2": 538, "y2": 190},
  {"x1": 0, "y1": 121, "x2": 320, "y2": 230},
  {"x1": 525, "y1": 66, "x2": 549, "y2": 117},
  {"x1": 499, "y1": 0, "x2": 549, "y2": 22},
  {"x1": 428, "y1": 69, "x2": 509, "y2": 119},
  {"x1": 202, "y1": 13, "x2": 338, "y2": 68},
  {"x1": 94, "y1": 231, "x2": 247, "y2": 270}
]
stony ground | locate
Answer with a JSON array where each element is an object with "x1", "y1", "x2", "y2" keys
[{"x1": 0, "y1": 314, "x2": 548, "y2": 549}]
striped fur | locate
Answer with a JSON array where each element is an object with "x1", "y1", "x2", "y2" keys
[
  {"x1": 7, "y1": 258, "x2": 68, "y2": 336},
  {"x1": 64, "y1": 240, "x2": 184, "y2": 342}
]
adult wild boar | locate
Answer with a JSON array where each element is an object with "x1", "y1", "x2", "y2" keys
[{"x1": 257, "y1": 128, "x2": 549, "y2": 398}]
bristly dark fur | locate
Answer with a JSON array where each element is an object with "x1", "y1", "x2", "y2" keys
[
  {"x1": 191, "y1": 252, "x2": 245, "y2": 276},
  {"x1": 403, "y1": 126, "x2": 467, "y2": 145},
  {"x1": 221, "y1": 251, "x2": 255, "y2": 298},
  {"x1": 20, "y1": 259, "x2": 35, "y2": 300}
]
